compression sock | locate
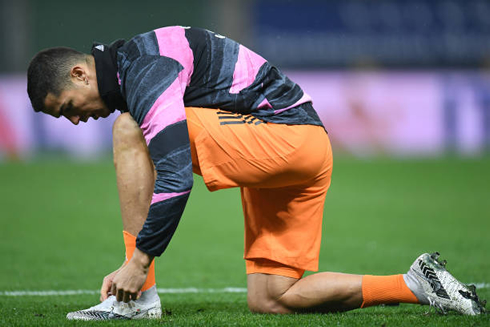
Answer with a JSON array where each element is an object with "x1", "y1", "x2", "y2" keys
[
  {"x1": 123, "y1": 230, "x2": 156, "y2": 292},
  {"x1": 361, "y1": 274, "x2": 419, "y2": 308}
]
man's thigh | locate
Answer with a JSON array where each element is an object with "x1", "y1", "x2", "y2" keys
[
  {"x1": 241, "y1": 178, "x2": 330, "y2": 274},
  {"x1": 186, "y1": 106, "x2": 333, "y2": 274}
]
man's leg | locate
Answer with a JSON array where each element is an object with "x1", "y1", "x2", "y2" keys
[
  {"x1": 185, "y1": 107, "x2": 359, "y2": 312},
  {"x1": 247, "y1": 272, "x2": 417, "y2": 313},
  {"x1": 247, "y1": 272, "x2": 361, "y2": 313},
  {"x1": 247, "y1": 253, "x2": 488, "y2": 315},
  {"x1": 111, "y1": 112, "x2": 156, "y2": 294},
  {"x1": 241, "y1": 182, "x2": 417, "y2": 314},
  {"x1": 184, "y1": 107, "x2": 486, "y2": 315}
]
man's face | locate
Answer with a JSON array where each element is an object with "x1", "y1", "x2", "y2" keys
[
  {"x1": 43, "y1": 84, "x2": 111, "y2": 125},
  {"x1": 42, "y1": 61, "x2": 111, "y2": 125}
]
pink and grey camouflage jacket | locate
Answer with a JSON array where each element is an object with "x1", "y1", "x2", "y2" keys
[{"x1": 91, "y1": 26, "x2": 324, "y2": 257}]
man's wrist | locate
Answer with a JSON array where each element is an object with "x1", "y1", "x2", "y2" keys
[{"x1": 131, "y1": 247, "x2": 154, "y2": 270}]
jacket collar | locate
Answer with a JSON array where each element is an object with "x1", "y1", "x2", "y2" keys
[{"x1": 91, "y1": 39, "x2": 128, "y2": 113}]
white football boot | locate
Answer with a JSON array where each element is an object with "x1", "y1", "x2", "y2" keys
[
  {"x1": 66, "y1": 285, "x2": 162, "y2": 320},
  {"x1": 404, "y1": 252, "x2": 486, "y2": 315}
]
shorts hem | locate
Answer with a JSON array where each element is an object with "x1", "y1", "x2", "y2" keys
[{"x1": 246, "y1": 258, "x2": 305, "y2": 279}]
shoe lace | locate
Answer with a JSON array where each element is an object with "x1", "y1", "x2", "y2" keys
[
  {"x1": 108, "y1": 301, "x2": 137, "y2": 318},
  {"x1": 108, "y1": 305, "x2": 116, "y2": 319},
  {"x1": 428, "y1": 297, "x2": 447, "y2": 315}
]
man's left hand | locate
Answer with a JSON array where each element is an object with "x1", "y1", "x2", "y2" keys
[{"x1": 111, "y1": 248, "x2": 154, "y2": 302}]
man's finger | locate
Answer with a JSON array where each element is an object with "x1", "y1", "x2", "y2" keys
[
  {"x1": 111, "y1": 283, "x2": 117, "y2": 300},
  {"x1": 122, "y1": 290, "x2": 131, "y2": 303},
  {"x1": 116, "y1": 288, "x2": 124, "y2": 302},
  {"x1": 100, "y1": 279, "x2": 112, "y2": 302}
]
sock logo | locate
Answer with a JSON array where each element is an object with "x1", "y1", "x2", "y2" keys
[{"x1": 418, "y1": 260, "x2": 450, "y2": 299}]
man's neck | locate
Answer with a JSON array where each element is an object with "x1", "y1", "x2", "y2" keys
[{"x1": 91, "y1": 40, "x2": 128, "y2": 112}]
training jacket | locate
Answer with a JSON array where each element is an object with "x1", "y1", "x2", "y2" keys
[{"x1": 91, "y1": 26, "x2": 324, "y2": 257}]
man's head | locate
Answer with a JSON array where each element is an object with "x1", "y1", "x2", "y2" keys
[{"x1": 27, "y1": 47, "x2": 111, "y2": 125}]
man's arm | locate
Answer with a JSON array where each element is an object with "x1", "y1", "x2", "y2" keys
[
  {"x1": 124, "y1": 55, "x2": 193, "y2": 256},
  {"x1": 111, "y1": 54, "x2": 193, "y2": 301}
]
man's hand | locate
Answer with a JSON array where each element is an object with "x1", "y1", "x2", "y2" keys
[
  {"x1": 100, "y1": 264, "x2": 124, "y2": 302},
  {"x1": 111, "y1": 248, "x2": 154, "y2": 302}
]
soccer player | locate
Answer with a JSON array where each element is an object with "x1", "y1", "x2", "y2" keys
[{"x1": 27, "y1": 26, "x2": 486, "y2": 320}]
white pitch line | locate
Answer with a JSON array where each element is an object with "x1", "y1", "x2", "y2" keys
[
  {"x1": 157, "y1": 287, "x2": 247, "y2": 294},
  {"x1": 0, "y1": 287, "x2": 247, "y2": 297},
  {"x1": 1, "y1": 284, "x2": 488, "y2": 297},
  {"x1": 472, "y1": 283, "x2": 490, "y2": 289},
  {"x1": 1, "y1": 290, "x2": 99, "y2": 296}
]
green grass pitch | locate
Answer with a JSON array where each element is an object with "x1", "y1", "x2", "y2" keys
[{"x1": 0, "y1": 156, "x2": 489, "y2": 326}]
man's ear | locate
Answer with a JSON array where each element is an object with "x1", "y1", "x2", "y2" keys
[{"x1": 70, "y1": 65, "x2": 88, "y2": 84}]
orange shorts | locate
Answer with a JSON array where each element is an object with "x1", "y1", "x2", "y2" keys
[{"x1": 185, "y1": 107, "x2": 333, "y2": 279}]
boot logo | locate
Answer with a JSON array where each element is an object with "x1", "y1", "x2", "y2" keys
[{"x1": 418, "y1": 260, "x2": 450, "y2": 299}]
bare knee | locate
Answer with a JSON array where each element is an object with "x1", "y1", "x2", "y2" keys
[
  {"x1": 248, "y1": 295, "x2": 290, "y2": 314},
  {"x1": 247, "y1": 273, "x2": 298, "y2": 314}
]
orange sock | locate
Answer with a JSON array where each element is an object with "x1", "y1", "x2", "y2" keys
[
  {"x1": 123, "y1": 231, "x2": 156, "y2": 292},
  {"x1": 361, "y1": 274, "x2": 419, "y2": 308}
]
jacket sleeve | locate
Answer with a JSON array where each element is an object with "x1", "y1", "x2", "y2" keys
[{"x1": 121, "y1": 54, "x2": 193, "y2": 257}]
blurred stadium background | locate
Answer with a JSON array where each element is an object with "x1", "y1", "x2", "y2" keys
[
  {"x1": 1, "y1": 0, "x2": 490, "y2": 160},
  {"x1": 1, "y1": 1, "x2": 490, "y2": 324}
]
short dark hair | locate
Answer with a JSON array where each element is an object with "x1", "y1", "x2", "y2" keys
[{"x1": 27, "y1": 47, "x2": 88, "y2": 112}]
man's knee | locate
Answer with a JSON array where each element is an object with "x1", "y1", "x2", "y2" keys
[
  {"x1": 247, "y1": 273, "x2": 298, "y2": 314},
  {"x1": 247, "y1": 293, "x2": 290, "y2": 314}
]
